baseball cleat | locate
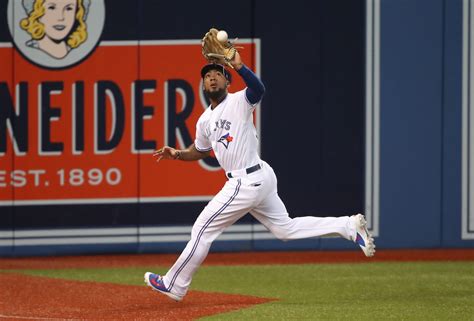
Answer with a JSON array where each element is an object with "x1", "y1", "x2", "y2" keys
[
  {"x1": 144, "y1": 272, "x2": 183, "y2": 302},
  {"x1": 352, "y1": 214, "x2": 376, "y2": 257}
]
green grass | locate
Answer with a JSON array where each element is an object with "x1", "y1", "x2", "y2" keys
[{"x1": 3, "y1": 262, "x2": 474, "y2": 321}]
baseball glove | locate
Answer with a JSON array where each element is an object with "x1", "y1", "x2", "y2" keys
[{"x1": 201, "y1": 28, "x2": 238, "y2": 68}]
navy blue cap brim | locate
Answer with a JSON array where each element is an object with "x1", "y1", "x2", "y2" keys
[{"x1": 200, "y1": 63, "x2": 232, "y2": 83}]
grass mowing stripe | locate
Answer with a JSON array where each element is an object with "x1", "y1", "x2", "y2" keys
[{"x1": 4, "y1": 262, "x2": 473, "y2": 321}]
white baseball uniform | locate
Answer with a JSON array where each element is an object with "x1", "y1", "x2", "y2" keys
[{"x1": 161, "y1": 89, "x2": 358, "y2": 297}]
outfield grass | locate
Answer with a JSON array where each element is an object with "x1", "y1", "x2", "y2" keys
[{"x1": 7, "y1": 262, "x2": 474, "y2": 321}]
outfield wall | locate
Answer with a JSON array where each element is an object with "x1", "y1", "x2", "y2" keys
[{"x1": 0, "y1": 0, "x2": 473, "y2": 256}]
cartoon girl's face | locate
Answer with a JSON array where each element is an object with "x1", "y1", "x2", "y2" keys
[{"x1": 39, "y1": 0, "x2": 77, "y2": 41}]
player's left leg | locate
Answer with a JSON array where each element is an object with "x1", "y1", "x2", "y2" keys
[
  {"x1": 250, "y1": 195, "x2": 355, "y2": 241},
  {"x1": 249, "y1": 162, "x2": 375, "y2": 256}
]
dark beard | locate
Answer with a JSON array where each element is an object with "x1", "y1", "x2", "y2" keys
[{"x1": 204, "y1": 88, "x2": 227, "y2": 101}]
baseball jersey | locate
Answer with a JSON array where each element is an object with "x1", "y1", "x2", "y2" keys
[{"x1": 194, "y1": 89, "x2": 260, "y2": 172}]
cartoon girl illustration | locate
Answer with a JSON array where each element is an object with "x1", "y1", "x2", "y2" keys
[{"x1": 20, "y1": 0, "x2": 90, "y2": 59}]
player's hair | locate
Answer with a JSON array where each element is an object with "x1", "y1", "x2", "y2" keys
[{"x1": 20, "y1": 0, "x2": 88, "y2": 49}]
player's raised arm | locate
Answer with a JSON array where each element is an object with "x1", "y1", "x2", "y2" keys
[
  {"x1": 153, "y1": 144, "x2": 210, "y2": 163},
  {"x1": 229, "y1": 51, "x2": 265, "y2": 105}
]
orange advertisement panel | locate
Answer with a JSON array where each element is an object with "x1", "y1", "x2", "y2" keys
[{"x1": 0, "y1": 40, "x2": 260, "y2": 204}]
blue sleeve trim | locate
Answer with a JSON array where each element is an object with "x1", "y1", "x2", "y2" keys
[
  {"x1": 195, "y1": 144, "x2": 212, "y2": 152},
  {"x1": 237, "y1": 65, "x2": 265, "y2": 105}
]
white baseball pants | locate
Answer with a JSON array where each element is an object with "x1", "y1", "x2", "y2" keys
[{"x1": 162, "y1": 161, "x2": 356, "y2": 297}]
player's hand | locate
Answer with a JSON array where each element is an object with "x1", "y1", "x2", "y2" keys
[
  {"x1": 229, "y1": 50, "x2": 243, "y2": 71},
  {"x1": 153, "y1": 146, "x2": 180, "y2": 163}
]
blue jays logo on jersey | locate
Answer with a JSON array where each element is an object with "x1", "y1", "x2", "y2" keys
[{"x1": 218, "y1": 133, "x2": 234, "y2": 149}]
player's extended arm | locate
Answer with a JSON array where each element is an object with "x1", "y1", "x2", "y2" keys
[
  {"x1": 229, "y1": 51, "x2": 265, "y2": 104},
  {"x1": 153, "y1": 143, "x2": 211, "y2": 163}
]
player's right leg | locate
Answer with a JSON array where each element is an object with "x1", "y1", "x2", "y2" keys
[{"x1": 145, "y1": 178, "x2": 252, "y2": 300}]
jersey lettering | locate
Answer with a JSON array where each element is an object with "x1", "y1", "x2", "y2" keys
[{"x1": 214, "y1": 119, "x2": 231, "y2": 131}]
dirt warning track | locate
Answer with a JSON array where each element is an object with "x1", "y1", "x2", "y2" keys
[{"x1": 1, "y1": 249, "x2": 473, "y2": 270}]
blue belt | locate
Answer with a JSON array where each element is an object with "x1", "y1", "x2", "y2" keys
[{"x1": 226, "y1": 164, "x2": 261, "y2": 179}]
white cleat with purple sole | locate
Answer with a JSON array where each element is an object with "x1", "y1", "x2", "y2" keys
[
  {"x1": 352, "y1": 214, "x2": 376, "y2": 257},
  {"x1": 144, "y1": 272, "x2": 183, "y2": 302}
]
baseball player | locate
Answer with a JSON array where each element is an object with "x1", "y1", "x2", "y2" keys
[{"x1": 144, "y1": 51, "x2": 375, "y2": 302}]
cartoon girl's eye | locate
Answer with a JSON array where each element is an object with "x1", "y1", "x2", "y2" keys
[
  {"x1": 65, "y1": 5, "x2": 75, "y2": 11},
  {"x1": 47, "y1": 4, "x2": 56, "y2": 10}
]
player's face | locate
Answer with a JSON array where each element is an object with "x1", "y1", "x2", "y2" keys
[{"x1": 203, "y1": 70, "x2": 229, "y2": 100}]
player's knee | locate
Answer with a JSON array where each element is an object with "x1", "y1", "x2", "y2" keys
[
  {"x1": 190, "y1": 224, "x2": 203, "y2": 239},
  {"x1": 271, "y1": 227, "x2": 292, "y2": 241},
  {"x1": 270, "y1": 221, "x2": 295, "y2": 241},
  {"x1": 190, "y1": 224, "x2": 222, "y2": 245}
]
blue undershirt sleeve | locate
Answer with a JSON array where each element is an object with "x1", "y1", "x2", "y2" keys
[{"x1": 237, "y1": 65, "x2": 265, "y2": 105}]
